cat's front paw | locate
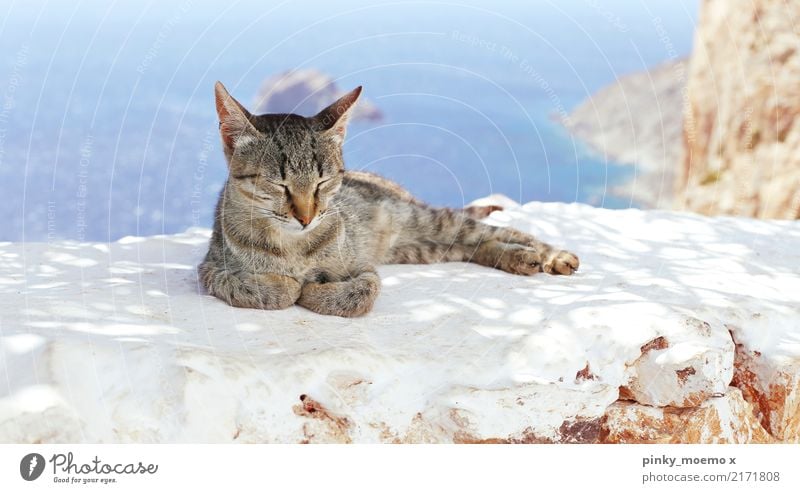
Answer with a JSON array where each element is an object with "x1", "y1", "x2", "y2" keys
[
  {"x1": 543, "y1": 250, "x2": 579, "y2": 275},
  {"x1": 298, "y1": 271, "x2": 381, "y2": 317},
  {"x1": 226, "y1": 273, "x2": 301, "y2": 309}
]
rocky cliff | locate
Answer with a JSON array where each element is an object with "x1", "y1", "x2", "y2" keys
[
  {"x1": 565, "y1": 0, "x2": 800, "y2": 219},
  {"x1": 1, "y1": 200, "x2": 798, "y2": 443},
  {"x1": 563, "y1": 60, "x2": 686, "y2": 208},
  {"x1": 677, "y1": 0, "x2": 800, "y2": 219}
]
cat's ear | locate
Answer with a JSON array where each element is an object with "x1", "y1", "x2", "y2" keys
[
  {"x1": 312, "y1": 86, "x2": 362, "y2": 144},
  {"x1": 215, "y1": 81, "x2": 257, "y2": 151}
]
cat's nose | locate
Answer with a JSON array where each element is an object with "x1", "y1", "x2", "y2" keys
[{"x1": 296, "y1": 215, "x2": 312, "y2": 227}]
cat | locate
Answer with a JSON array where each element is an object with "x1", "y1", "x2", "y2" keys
[{"x1": 198, "y1": 82, "x2": 579, "y2": 317}]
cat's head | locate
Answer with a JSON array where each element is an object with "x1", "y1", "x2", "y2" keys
[{"x1": 214, "y1": 81, "x2": 361, "y2": 233}]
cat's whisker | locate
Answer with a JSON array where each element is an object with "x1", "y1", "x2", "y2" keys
[
  {"x1": 241, "y1": 205, "x2": 290, "y2": 223},
  {"x1": 318, "y1": 208, "x2": 343, "y2": 219},
  {"x1": 222, "y1": 214, "x2": 281, "y2": 232}
]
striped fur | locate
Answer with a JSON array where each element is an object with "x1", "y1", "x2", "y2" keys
[{"x1": 199, "y1": 82, "x2": 579, "y2": 317}]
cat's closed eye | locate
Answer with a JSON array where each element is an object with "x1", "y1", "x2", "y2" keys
[
  {"x1": 259, "y1": 179, "x2": 288, "y2": 192},
  {"x1": 316, "y1": 177, "x2": 338, "y2": 191}
]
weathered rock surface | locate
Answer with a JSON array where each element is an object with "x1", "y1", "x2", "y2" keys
[
  {"x1": 563, "y1": 60, "x2": 686, "y2": 208},
  {"x1": 730, "y1": 322, "x2": 800, "y2": 442},
  {"x1": 0, "y1": 201, "x2": 798, "y2": 443},
  {"x1": 678, "y1": 0, "x2": 800, "y2": 219},
  {"x1": 603, "y1": 388, "x2": 774, "y2": 444},
  {"x1": 254, "y1": 69, "x2": 383, "y2": 122}
]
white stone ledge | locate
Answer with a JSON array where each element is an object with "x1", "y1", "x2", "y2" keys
[{"x1": 1, "y1": 201, "x2": 798, "y2": 443}]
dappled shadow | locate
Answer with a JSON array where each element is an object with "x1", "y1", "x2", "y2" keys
[{"x1": 1, "y1": 206, "x2": 799, "y2": 442}]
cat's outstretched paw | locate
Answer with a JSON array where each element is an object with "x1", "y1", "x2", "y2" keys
[{"x1": 543, "y1": 250, "x2": 580, "y2": 275}]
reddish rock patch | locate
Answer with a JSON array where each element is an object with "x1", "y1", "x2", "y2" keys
[
  {"x1": 575, "y1": 362, "x2": 597, "y2": 382},
  {"x1": 676, "y1": 366, "x2": 697, "y2": 385},
  {"x1": 641, "y1": 336, "x2": 668, "y2": 353},
  {"x1": 293, "y1": 394, "x2": 352, "y2": 443},
  {"x1": 558, "y1": 418, "x2": 604, "y2": 443}
]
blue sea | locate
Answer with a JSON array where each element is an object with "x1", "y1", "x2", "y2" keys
[{"x1": 0, "y1": 0, "x2": 697, "y2": 242}]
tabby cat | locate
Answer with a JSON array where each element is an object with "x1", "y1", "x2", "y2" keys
[{"x1": 198, "y1": 82, "x2": 579, "y2": 317}]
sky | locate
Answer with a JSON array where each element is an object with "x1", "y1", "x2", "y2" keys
[{"x1": 0, "y1": 0, "x2": 699, "y2": 241}]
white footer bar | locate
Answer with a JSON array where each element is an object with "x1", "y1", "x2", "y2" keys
[{"x1": 1, "y1": 444, "x2": 797, "y2": 492}]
